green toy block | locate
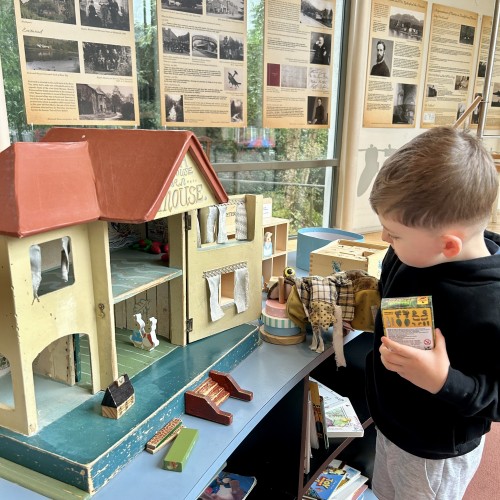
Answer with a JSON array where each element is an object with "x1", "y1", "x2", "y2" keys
[{"x1": 162, "y1": 428, "x2": 199, "y2": 472}]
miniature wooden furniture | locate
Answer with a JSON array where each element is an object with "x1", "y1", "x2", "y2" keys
[
  {"x1": 101, "y1": 374, "x2": 135, "y2": 419},
  {"x1": 184, "y1": 370, "x2": 253, "y2": 425},
  {"x1": 261, "y1": 217, "x2": 289, "y2": 286}
]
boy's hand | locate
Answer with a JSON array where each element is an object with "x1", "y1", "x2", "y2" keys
[{"x1": 379, "y1": 328, "x2": 449, "y2": 394}]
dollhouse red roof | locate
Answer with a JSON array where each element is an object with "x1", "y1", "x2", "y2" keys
[
  {"x1": 0, "y1": 129, "x2": 228, "y2": 238},
  {"x1": 42, "y1": 128, "x2": 228, "y2": 223},
  {"x1": 0, "y1": 142, "x2": 100, "y2": 238}
]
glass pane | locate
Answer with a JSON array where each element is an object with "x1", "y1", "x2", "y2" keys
[
  {"x1": 1, "y1": 0, "x2": 346, "y2": 227},
  {"x1": 218, "y1": 166, "x2": 331, "y2": 235}
]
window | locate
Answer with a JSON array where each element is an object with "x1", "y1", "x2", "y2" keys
[{"x1": 0, "y1": 0, "x2": 348, "y2": 235}]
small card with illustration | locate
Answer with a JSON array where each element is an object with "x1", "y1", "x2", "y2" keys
[{"x1": 381, "y1": 296, "x2": 435, "y2": 350}]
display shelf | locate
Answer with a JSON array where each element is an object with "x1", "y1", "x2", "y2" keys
[
  {"x1": 0, "y1": 330, "x2": 375, "y2": 500},
  {"x1": 262, "y1": 217, "x2": 289, "y2": 284},
  {"x1": 109, "y1": 248, "x2": 182, "y2": 303}
]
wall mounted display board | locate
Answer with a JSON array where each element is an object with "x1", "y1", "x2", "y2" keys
[
  {"x1": 471, "y1": 15, "x2": 500, "y2": 130},
  {"x1": 420, "y1": 4, "x2": 478, "y2": 127},
  {"x1": 262, "y1": 0, "x2": 335, "y2": 128},
  {"x1": 363, "y1": 0, "x2": 427, "y2": 128},
  {"x1": 13, "y1": 0, "x2": 139, "y2": 126},
  {"x1": 157, "y1": 0, "x2": 247, "y2": 127}
]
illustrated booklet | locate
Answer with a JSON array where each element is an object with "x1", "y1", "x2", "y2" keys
[
  {"x1": 310, "y1": 378, "x2": 364, "y2": 438},
  {"x1": 303, "y1": 459, "x2": 362, "y2": 500},
  {"x1": 199, "y1": 470, "x2": 257, "y2": 500}
]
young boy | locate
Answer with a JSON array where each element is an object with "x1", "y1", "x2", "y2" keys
[{"x1": 366, "y1": 126, "x2": 500, "y2": 499}]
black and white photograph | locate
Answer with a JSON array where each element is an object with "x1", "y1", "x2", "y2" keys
[
  {"x1": 392, "y1": 83, "x2": 416, "y2": 124},
  {"x1": 281, "y1": 65, "x2": 307, "y2": 89},
  {"x1": 80, "y1": 0, "x2": 130, "y2": 31},
  {"x1": 166, "y1": 94, "x2": 184, "y2": 122},
  {"x1": 24, "y1": 36, "x2": 80, "y2": 73},
  {"x1": 83, "y1": 42, "x2": 132, "y2": 76},
  {"x1": 427, "y1": 84, "x2": 437, "y2": 97},
  {"x1": 230, "y1": 99, "x2": 243, "y2": 122},
  {"x1": 219, "y1": 34, "x2": 244, "y2": 61},
  {"x1": 478, "y1": 60, "x2": 487, "y2": 77},
  {"x1": 20, "y1": 0, "x2": 76, "y2": 24},
  {"x1": 388, "y1": 6, "x2": 424, "y2": 41},
  {"x1": 224, "y1": 68, "x2": 243, "y2": 91},
  {"x1": 163, "y1": 27, "x2": 190, "y2": 56},
  {"x1": 77, "y1": 83, "x2": 135, "y2": 120},
  {"x1": 454, "y1": 75, "x2": 469, "y2": 91},
  {"x1": 162, "y1": 0, "x2": 202, "y2": 15},
  {"x1": 459, "y1": 24, "x2": 475, "y2": 45},
  {"x1": 207, "y1": 0, "x2": 244, "y2": 21},
  {"x1": 307, "y1": 96, "x2": 328, "y2": 124},
  {"x1": 472, "y1": 92, "x2": 482, "y2": 124},
  {"x1": 192, "y1": 33, "x2": 218, "y2": 59},
  {"x1": 310, "y1": 32, "x2": 331, "y2": 65},
  {"x1": 300, "y1": 0, "x2": 334, "y2": 29},
  {"x1": 370, "y1": 38, "x2": 393, "y2": 77},
  {"x1": 492, "y1": 83, "x2": 500, "y2": 107}
]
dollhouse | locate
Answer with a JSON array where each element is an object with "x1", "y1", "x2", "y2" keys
[{"x1": 0, "y1": 128, "x2": 263, "y2": 437}]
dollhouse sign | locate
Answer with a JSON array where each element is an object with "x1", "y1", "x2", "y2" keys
[
  {"x1": 159, "y1": 157, "x2": 211, "y2": 217},
  {"x1": 164, "y1": 159, "x2": 208, "y2": 214}
]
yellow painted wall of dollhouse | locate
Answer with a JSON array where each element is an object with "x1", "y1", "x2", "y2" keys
[
  {"x1": 87, "y1": 221, "x2": 118, "y2": 389},
  {"x1": 168, "y1": 213, "x2": 187, "y2": 345},
  {"x1": 0, "y1": 222, "x2": 115, "y2": 435},
  {"x1": 185, "y1": 195, "x2": 263, "y2": 343}
]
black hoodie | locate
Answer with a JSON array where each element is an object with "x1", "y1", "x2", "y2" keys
[{"x1": 366, "y1": 230, "x2": 500, "y2": 459}]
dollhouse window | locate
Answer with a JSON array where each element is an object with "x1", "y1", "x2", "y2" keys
[
  {"x1": 29, "y1": 236, "x2": 75, "y2": 299},
  {"x1": 0, "y1": 353, "x2": 13, "y2": 410}
]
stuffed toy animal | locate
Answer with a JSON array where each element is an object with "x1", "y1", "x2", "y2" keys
[{"x1": 287, "y1": 270, "x2": 380, "y2": 366}]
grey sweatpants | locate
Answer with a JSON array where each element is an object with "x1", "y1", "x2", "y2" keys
[{"x1": 372, "y1": 429, "x2": 485, "y2": 500}]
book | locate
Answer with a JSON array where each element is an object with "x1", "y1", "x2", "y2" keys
[
  {"x1": 309, "y1": 379, "x2": 329, "y2": 448},
  {"x1": 310, "y1": 378, "x2": 364, "y2": 438},
  {"x1": 346, "y1": 481, "x2": 368, "y2": 500},
  {"x1": 308, "y1": 389, "x2": 319, "y2": 451},
  {"x1": 310, "y1": 377, "x2": 347, "y2": 411},
  {"x1": 324, "y1": 397, "x2": 364, "y2": 438},
  {"x1": 305, "y1": 391, "x2": 314, "y2": 474},
  {"x1": 333, "y1": 474, "x2": 368, "y2": 499},
  {"x1": 303, "y1": 459, "x2": 361, "y2": 500},
  {"x1": 199, "y1": 471, "x2": 257, "y2": 500}
]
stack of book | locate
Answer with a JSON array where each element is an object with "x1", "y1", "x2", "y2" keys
[
  {"x1": 309, "y1": 377, "x2": 364, "y2": 443},
  {"x1": 303, "y1": 459, "x2": 369, "y2": 500}
]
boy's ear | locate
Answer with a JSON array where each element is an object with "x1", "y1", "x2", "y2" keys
[{"x1": 441, "y1": 234, "x2": 462, "y2": 258}]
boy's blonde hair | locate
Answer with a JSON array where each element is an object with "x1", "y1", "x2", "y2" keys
[{"x1": 369, "y1": 127, "x2": 498, "y2": 229}]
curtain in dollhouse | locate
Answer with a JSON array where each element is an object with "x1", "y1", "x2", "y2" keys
[
  {"x1": 234, "y1": 267, "x2": 249, "y2": 312},
  {"x1": 206, "y1": 272, "x2": 224, "y2": 321},
  {"x1": 201, "y1": 200, "x2": 248, "y2": 244},
  {"x1": 217, "y1": 204, "x2": 228, "y2": 243},
  {"x1": 235, "y1": 201, "x2": 247, "y2": 240}
]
